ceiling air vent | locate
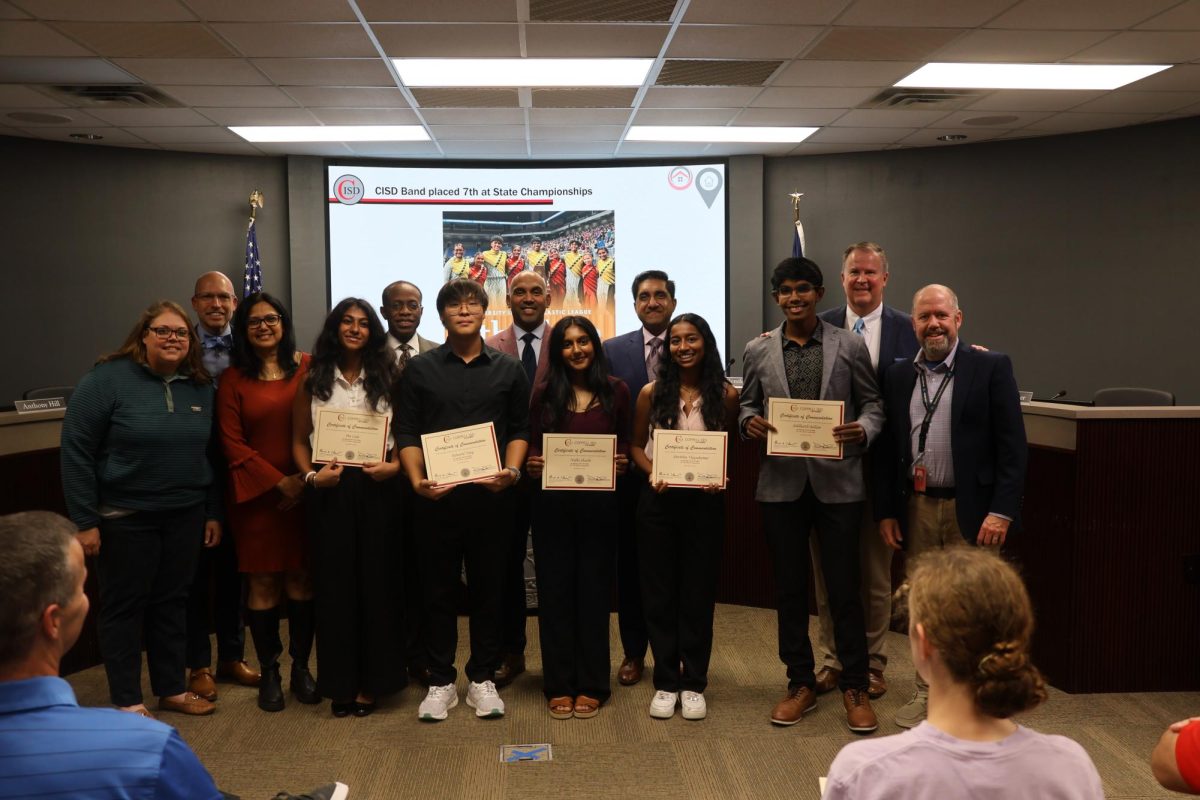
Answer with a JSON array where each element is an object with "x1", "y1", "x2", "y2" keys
[
  {"x1": 530, "y1": 0, "x2": 676, "y2": 22},
  {"x1": 862, "y1": 87, "x2": 987, "y2": 109},
  {"x1": 656, "y1": 60, "x2": 783, "y2": 87},
  {"x1": 45, "y1": 84, "x2": 182, "y2": 108}
]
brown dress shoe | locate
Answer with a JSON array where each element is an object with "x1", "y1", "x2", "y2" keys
[
  {"x1": 187, "y1": 668, "x2": 217, "y2": 701},
  {"x1": 868, "y1": 668, "x2": 887, "y2": 699},
  {"x1": 770, "y1": 686, "x2": 817, "y2": 726},
  {"x1": 617, "y1": 657, "x2": 644, "y2": 686},
  {"x1": 843, "y1": 688, "x2": 878, "y2": 734},
  {"x1": 216, "y1": 659, "x2": 261, "y2": 687},
  {"x1": 814, "y1": 666, "x2": 841, "y2": 694},
  {"x1": 494, "y1": 654, "x2": 526, "y2": 688},
  {"x1": 159, "y1": 691, "x2": 216, "y2": 716}
]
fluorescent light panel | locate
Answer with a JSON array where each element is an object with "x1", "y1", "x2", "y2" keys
[
  {"x1": 229, "y1": 125, "x2": 430, "y2": 142},
  {"x1": 626, "y1": 126, "x2": 818, "y2": 143},
  {"x1": 896, "y1": 62, "x2": 1170, "y2": 90},
  {"x1": 393, "y1": 58, "x2": 652, "y2": 87}
]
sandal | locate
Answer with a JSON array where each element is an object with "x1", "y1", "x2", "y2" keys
[
  {"x1": 573, "y1": 695, "x2": 601, "y2": 719},
  {"x1": 549, "y1": 696, "x2": 574, "y2": 719}
]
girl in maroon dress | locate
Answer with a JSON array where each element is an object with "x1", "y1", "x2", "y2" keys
[{"x1": 579, "y1": 251, "x2": 599, "y2": 307}]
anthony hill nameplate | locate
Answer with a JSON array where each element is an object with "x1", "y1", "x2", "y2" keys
[
  {"x1": 421, "y1": 422, "x2": 501, "y2": 487},
  {"x1": 541, "y1": 433, "x2": 617, "y2": 491},
  {"x1": 766, "y1": 398, "x2": 844, "y2": 459},
  {"x1": 651, "y1": 430, "x2": 728, "y2": 488},
  {"x1": 312, "y1": 408, "x2": 390, "y2": 466}
]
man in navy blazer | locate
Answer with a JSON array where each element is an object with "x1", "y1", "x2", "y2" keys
[
  {"x1": 602, "y1": 269, "x2": 677, "y2": 686},
  {"x1": 811, "y1": 243, "x2": 918, "y2": 701},
  {"x1": 874, "y1": 283, "x2": 1027, "y2": 727}
]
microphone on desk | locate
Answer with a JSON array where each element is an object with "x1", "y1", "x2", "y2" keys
[
  {"x1": 726, "y1": 356, "x2": 736, "y2": 375},
  {"x1": 1049, "y1": 389, "x2": 1068, "y2": 401}
]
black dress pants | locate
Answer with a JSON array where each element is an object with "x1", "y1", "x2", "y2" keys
[
  {"x1": 761, "y1": 485, "x2": 868, "y2": 692},
  {"x1": 531, "y1": 489, "x2": 617, "y2": 701},
  {"x1": 637, "y1": 487, "x2": 723, "y2": 693},
  {"x1": 498, "y1": 484, "x2": 532, "y2": 659},
  {"x1": 615, "y1": 468, "x2": 648, "y2": 661},
  {"x1": 415, "y1": 485, "x2": 513, "y2": 685},
  {"x1": 308, "y1": 468, "x2": 405, "y2": 701},
  {"x1": 185, "y1": 520, "x2": 244, "y2": 669},
  {"x1": 97, "y1": 505, "x2": 204, "y2": 706},
  {"x1": 397, "y1": 479, "x2": 427, "y2": 673}
]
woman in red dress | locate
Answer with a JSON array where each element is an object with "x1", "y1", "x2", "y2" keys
[
  {"x1": 547, "y1": 248, "x2": 567, "y2": 304},
  {"x1": 580, "y1": 251, "x2": 599, "y2": 306},
  {"x1": 217, "y1": 291, "x2": 318, "y2": 712}
]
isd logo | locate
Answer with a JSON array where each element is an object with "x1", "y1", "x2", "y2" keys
[
  {"x1": 685, "y1": 472, "x2": 695, "y2": 482},
  {"x1": 344, "y1": 450, "x2": 356, "y2": 460},
  {"x1": 333, "y1": 174, "x2": 365, "y2": 205},
  {"x1": 667, "y1": 166, "x2": 693, "y2": 190},
  {"x1": 801, "y1": 442, "x2": 811, "y2": 452}
]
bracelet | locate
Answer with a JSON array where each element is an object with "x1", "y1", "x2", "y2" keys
[
  {"x1": 505, "y1": 466, "x2": 521, "y2": 484},
  {"x1": 304, "y1": 470, "x2": 318, "y2": 488}
]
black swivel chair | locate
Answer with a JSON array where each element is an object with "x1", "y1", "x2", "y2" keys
[
  {"x1": 1092, "y1": 387, "x2": 1175, "y2": 407},
  {"x1": 22, "y1": 385, "x2": 74, "y2": 403}
]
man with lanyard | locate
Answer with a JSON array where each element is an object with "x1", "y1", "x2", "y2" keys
[
  {"x1": 874, "y1": 283, "x2": 1027, "y2": 728},
  {"x1": 186, "y1": 271, "x2": 259, "y2": 703},
  {"x1": 525, "y1": 239, "x2": 548, "y2": 281},
  {"x1": 443, "y1": 242, "x2": 470, "y2": 284},
  {"x1": 563, "y1": 239, "x2": 584, "y2": 304}
]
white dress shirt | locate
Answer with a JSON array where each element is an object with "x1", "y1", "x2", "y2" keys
[
  {"x1": 845, "y1": 303, "x2": 884, "y2": 371},
  {"x1": 515, "y1": 321, "x2": 548, "y2": 365}
]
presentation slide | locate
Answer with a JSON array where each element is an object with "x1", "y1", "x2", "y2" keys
[{"x1": 326, "y1": 161, "x2": 727, "y2": 360}]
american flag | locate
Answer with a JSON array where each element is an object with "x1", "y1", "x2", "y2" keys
[{"x1": 243, "y1": 217, "x2": 262, "y2": 297}]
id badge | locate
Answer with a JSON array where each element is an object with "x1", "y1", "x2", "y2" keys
[{"x1": 913, "y1": 464, "x2": 927, "y2": 493}]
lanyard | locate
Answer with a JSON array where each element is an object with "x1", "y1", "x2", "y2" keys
[{"x1": 916, "y1": 365, "x2": 954, "y2": 456}]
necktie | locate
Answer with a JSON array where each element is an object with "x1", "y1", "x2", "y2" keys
[
  {"x1": 852, "y1": 318, "x2": 866, "y2": 335},
  {"x1": 521, "y1": 332, "x2": 537, "y2": 385},
  {"x1": 398, "y1": 343, "x2": 412, "y2": 373},
  {"x1": 646, "y1": 337, "x2": 664, "y2": 380}
]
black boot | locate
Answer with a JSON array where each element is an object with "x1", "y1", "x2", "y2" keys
[
  {"x1": 247, "y1": 607, "x2": 284, "y2": 712},
  {"x1": 287, "y1": 599, "x2": 320, "y2": 705}
]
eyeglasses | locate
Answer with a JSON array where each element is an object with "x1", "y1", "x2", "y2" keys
[
  {"x1": 194, "y1": 292, "x2": 235, "y2": 303},
  {"x1": 247, "y1": 314, "x2": 282, "y2": 328},
  {"x1": 147, "y1": 326, "x2": 191, "y2": 340},
  {"x1": 774, "y1": 283, "x2": 819, "y2": 297},
  {"x1": 386, "y1": 301, "x2": 422, "y2": 312},
  {"x1": 444, "y1": 299, "x2": 483, "y2": 312}
]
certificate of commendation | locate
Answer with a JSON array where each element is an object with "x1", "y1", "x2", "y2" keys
[
  {"x1": 312, "y1": 408, "x2": 390, "y2": 466},
  {"x1": 421, "y1": 422, "x2": 502, "y2": 487},
  {"x1": 541, "y1": 433, "x2": 617, "y2": 491},
  {"x1": 766, "y1": 398, "x2": 844, "y2": 459},
  {"x1": 651, "y1": 430, "x2": 728, "y2": 488}
]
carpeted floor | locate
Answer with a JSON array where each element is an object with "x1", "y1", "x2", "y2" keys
[{"x1": 65, "y1": 605, "x2": 1198, "y2": 800}]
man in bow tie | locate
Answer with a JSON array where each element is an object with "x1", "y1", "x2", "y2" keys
[{"x1": 191, "y1": 271, "x2": 238, "y2": 380}]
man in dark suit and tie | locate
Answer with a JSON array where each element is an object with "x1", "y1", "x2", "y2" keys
[
  {"x1": 740, "y1": 256, "x2": 884, "y2": 734},
  {"x1": 602, "y1": 269, "x2": 677, "y2": 686},
  {"x1": 875, "y1": 283, "x2": 1027, "y2": 728},
  {"x1": 811, "y1": 243, "x2": 918, "y2": 701},
  {"x1": 381, "y1": 280, "x2": 440, "y2": 369},
  {"x1": 484, "y1": 271, "x2": 552, "y2": 686}
]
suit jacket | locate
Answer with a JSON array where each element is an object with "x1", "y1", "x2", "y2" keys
[
  {"x1": 486, "y1": 323, "x2": 551, "y2": 394},
  {"x1": 603, "y1": 328, "x2": 655, "y2": 437},
  {"x1": 874, "y1": 341, "x2": 1028, "y2": 544},
  {"x1": 738, "y1": 320, "x2": 884, "y2": 504},
  {"x1": 818, "y1": 304, "x2": 918, "y2": 387}
]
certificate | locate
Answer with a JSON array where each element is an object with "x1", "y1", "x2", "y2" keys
[
  {"x1": 312, "y1": 408, "x2": 390, "y2": 466},
  {"x1": 651, "y1": 430, "x2": 728, "y2": 488},
  {"x1": 541, "y1": 433, "x2": 617, "y2": 491},
  {"x1": 421, "y1": 422, "x2": 502, "y2": 487},
  {"x1": 766, "y1": 397, "x2": 844, "y2": 459}
]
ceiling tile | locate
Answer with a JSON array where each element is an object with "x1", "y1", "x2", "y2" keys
[
  {"x1": 438, "y1": 139, "x2": 529, "y2": 155},
  {"x1": 251, "y1": 58, "x2": 393, "y2": 86},
  {"x1": 430, "y1": 124, "x2": 525, "y2": 140},
  {"x1": 345, "y1": 141, "x2": 442, "y2": 156},
  {"x1": 0, "y1": 21, "x2": 92, "y2": 55},
  {"x1": 525, "y1": 23, "x2": 667, "y2": 57},
  {"x1": 530, "y1": 124, "x2": 623, "y2": 140},
  {"x1": 373, "y1": 23, "x2": 519, "y2": 58},
  {"x1": 1122, "y1": 63, "x2": 1200, "y2": 90},
  {"x1": 530, "y1": 141, "x2": 619, "y2": 155},
  {"x1": 356, "y1": 0, "x2": 519, "y2": 23},
  {"x1": 667, "y1": 24, "x2": 821, "y2": 60},
  {"x1": 17, "y1": 0, "x2": 194, "y2": 21},
  {"x1": 705, "y1": 141, "x2": 796, "y2": 155},
  {"x1": 1068, "y1": 31, "x2": 1200, "y2": 63},
  {"x1": 835, "y1": 0, "x2": 1019, "y2": 27},
  {"x1": 641, "y1": 86, "x2": 762, "y2": 108},
  {"x1": 986, "y1": 0, "x2": 1178, "y2": 30},
  {"x1": 831, "y1": 108, "x2": 952, "y2": 127},
  {"x1": 250, "y1": 140, "x2": 352, "y2": 155},
  {"x1": 422, "y1": 107, "x2": 526, "y2": 124},
  {"x1": 183, "y1": 0, "x2": 358, "y2": 22},
  {"x1": 1136, "y1": 0, "x2": 1200, "y2": 30},
  {"x1": 165, "y1": 142, "x2": 266, "y2": 155},
  {"x1": 532, "y1": 88, "x2": 635, "y2": 107},
  {"x1": 786, "y1": 142, "x2": 885, "y2": 155},
  {"x1": 158, "y1": 85, "x2": 298, "y2": 107},
  {"x1": 306, "y1": 107, "x2": 420, "y2": 124},
  {"x1": 633, "y1": 108, "x2": 738, "y2": 124},
  {"x1": 964, "y1": 89, "x2": 1104, "y2": 111},
  {"x1": 0, "y1": 3, "x2": 29, "y2": 19},
  {"x1": 113, "y1": 57, "x2": 269, "y2": 85},
  {"x1": 807, "y1": 126, "x2": 916, "y2": 143},
  {"x1": 1023, "y1": 111, "x2": 1158, "y2": 132},
  {"x1": 896, "y1": 127, "x2": 1012, "y2": 146},
  {"x1": 731, "y1": 107, "x2": 843, "y2": 125},
  {"x1": 529, "y1": 107, "x2": 629, "y2": 124},
  {"x1": 211, "y1": 23, "x2": 377, "y2": 57},
  {"x1": 1068, "y1": 90, "x2": 1200, "y2": 114},
  {"x1": 53, "y1": 22, "x2": 236, "y2": 57},
  {"x1": 750, "y1": 86, "x2": 876, "y2": 108},
  {"x1": 803, "y1": 27, "x2": 965, "y2": 61},
  {"x1": 284, "y1": 86, "x2": 407, "y2": 107},
  {"x1": 2, "y1": 106, "x2": 104, "y2": 124},
  {"x1": 684, "y1": 0, "x2": 853, "y2": 26},
  {"x1": 931, "y1": 29, "x2": 1111, "y2": 61},
  {"x1": 0, "y1": 84, "x2": 61, "y2": 106},
  {"x1": 123, "y1": 125, "x2": 241, "y2": 142},
  {"x1": 411, "y1": 88, "x2": 519, "y2": 107},
  {"x1": 13, "y1": 125, "x2": 147, "y2": 142},
  {"x1": 934, "y1": 108, "x2": 1051, "y2": 126},
  {"x1": 194, "y1": 106, "x2": 320, "y2": 125},
  {"x1": 82, "y1": 106, "x2": 215, "y2": 125},
  {"x1": 615, "y1": 141, "x2": 708, "y2": 155},
  {"x1": 771, "y1": 59, "x2": 917, "y2": 87}
]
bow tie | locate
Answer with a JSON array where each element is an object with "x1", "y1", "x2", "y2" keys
[{"x1": 202, "y1": 334, "x2": 232, "y2": 351}]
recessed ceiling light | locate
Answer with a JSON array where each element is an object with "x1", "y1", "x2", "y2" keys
[
  {"x1": 393, "y1": 58, "x2": 653, "y2": 88},
  {"x1": 626, "y1": 126, "x2": 818, "y2": 143},
  {"x1": 896, "y1": 63, "x2": 1170, "y2": 91},
  {"x1": 229, "y1": 125, "x2": 430, "y2": 142}
]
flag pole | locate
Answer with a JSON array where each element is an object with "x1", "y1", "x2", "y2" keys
[{"x1": 789, "y1": 191, "x2": 806, "y2": 258}]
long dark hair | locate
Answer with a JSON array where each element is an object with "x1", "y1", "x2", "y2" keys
[
  {"x1": 230, "y1": 292, "x2": 299, "y2": 379},
  {"x1": 306, "y1": 298, "x2": 397, "y2": 411},
  {"x1": 540, "y1": 315, "x2": 615, "y2": 432},
  {"x1": 649, "y1": 313, "x2": 727, "y2": 432}
]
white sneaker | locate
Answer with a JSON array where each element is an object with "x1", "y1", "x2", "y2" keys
[
  {"x1": 680, "y1": 691, "x2": 707, "y2": 720},
  {"x1": 649, "y1": 690, "x2": 678, "y2": 719},
  {"x1": 466, "y1": 680, "x2": 505, "y2": 718},
  {"x1": 418, "y1": 683, "x2": 458, "y2": 721}
]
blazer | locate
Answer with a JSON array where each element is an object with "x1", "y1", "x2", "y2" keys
[
  {"x1": 486, "y1": 323, "x2": 551, "y2": 393},
  {"x1": 603, "y1": 327, "x2": 655, "y2": 437},
  {"x1": 738, "y1": 320, "x2": 884, "y2": 504},
  {"x1": 818, "y1": 303, "x2": 919, "y2": 387},
  {"x1": 873, "y1": 341, "x2": 1028, "y2": 544}
]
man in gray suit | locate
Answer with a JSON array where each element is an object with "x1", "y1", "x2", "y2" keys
[
  {"x1": 381, "y1": 280, "x2": 440, "y2": 368},
  {"x1": 739, "y1": 256, "x2": 884, "y2": 734}
]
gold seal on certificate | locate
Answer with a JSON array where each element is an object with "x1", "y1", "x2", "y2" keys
[
  {"x1": 312, "y1": 408, "x2": 390, "y2": 465},
  {"x1": 421, "y1": 422, "x2": 502, "y2": 487},
  {"x1": 651, "y1": 430, "x2": 728, "y2": 488},
  {"x1": 766, "y1": 397, "x2": 844, "y2": 459},
  {"x1": 541, "y1": 433, "x2": 617, "y2": 491}
]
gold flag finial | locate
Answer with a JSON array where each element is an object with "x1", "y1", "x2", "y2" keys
[
  {"x1": 248, "y1": 190, "x2": 264, "y2": 220},
  {"x1": 789, "y1": 191, "x2": 803, "y2": 223}
]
